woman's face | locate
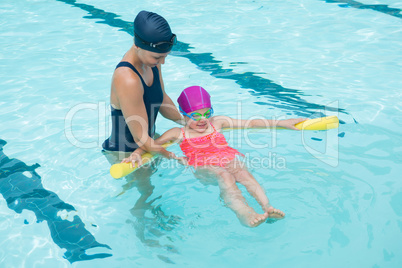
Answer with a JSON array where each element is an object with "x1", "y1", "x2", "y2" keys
[{"x1": 138, "y1": 48, "x2": 170, "y2": 67}]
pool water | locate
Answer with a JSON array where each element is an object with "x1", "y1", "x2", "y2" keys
[{"x1": 1, "y1": 0, "x2": 401, "y2": 267}]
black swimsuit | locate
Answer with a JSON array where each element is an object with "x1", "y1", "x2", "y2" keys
[{"x1": 102, "y1": 61, "x2": 164, "y2": 152}]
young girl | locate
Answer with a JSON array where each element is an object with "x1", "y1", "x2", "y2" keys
[{"x1": 125, "y1": 86, "x2": 306, "y2": 227}]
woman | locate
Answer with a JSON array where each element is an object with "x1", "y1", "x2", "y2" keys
[{"x1": 102, "y1": 10, "x2": 183, "y2": 163}]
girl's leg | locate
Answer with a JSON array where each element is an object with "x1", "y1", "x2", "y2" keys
[
  {"x1": 205, "y1": 166, "x2": 267, "y2": 227},
  {"x1": 228, "y1": 161, "x2": 285, "y2": 219}
]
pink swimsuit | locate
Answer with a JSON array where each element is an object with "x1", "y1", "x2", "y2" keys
[{"x1": 180, "y1": 123, "x2": 243, "y2": 167}]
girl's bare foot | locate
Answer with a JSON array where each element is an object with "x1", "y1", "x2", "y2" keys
[
  {"x1": 264, "y1": 206, "x2": 285, "y2": 219},
  {"x1": 238, "y1": 211, "x2": 268, "y2": 227},
  {"x1": 248, "y1": 212, "x2": 268, "y2": 227}
]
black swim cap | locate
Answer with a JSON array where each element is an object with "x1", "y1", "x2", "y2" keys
[{"x1": 134, "y1": 11, "x2": 176, "y2": 53}]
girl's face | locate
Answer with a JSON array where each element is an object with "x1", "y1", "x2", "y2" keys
[{"x1": 184, "y1": 107, "x2": 213, "y2": 132}]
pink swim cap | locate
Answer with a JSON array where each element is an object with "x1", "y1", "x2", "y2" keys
[{"x1": 177, "y1": 86, "x2": 211, "y2": 113}]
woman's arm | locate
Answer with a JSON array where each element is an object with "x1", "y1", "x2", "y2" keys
[
  {"x1": 122, "y1": 128, "x2": 183, "y2": 165},
  {"x1": 157, "y1": 65, "x2": 185, "y2": 125},
  {"x1": 159, "y1": 92, "x2": 185, "y2": 125},
  {"x1": 114, "y1": 70, "x2": 172, "y2": 159}
]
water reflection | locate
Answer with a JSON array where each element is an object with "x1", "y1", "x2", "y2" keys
[
  {"x1": 0, "y1": 139, "x2": 112, "y2": 263},
  {"x1": 57, "y1": 0, "x2": 350, "y2": 117},
  {"x1": 103, "y1": 153, "x2": 181, "y2": 264}
]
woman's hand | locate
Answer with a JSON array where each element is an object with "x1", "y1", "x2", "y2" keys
[
  {"x1": 277, "y1": 118, "x2": 308, "y2": 130},
  {"x1": 121, "y1": 151, "x2": 143, "y2": 167}
]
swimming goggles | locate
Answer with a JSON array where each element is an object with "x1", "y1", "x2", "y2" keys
[
  {"x1": 135, "y1": 33, "x2": 177, "y2": 51},
  {"x1": 179, "y1": 107, "x2": 214, "y2": 121}
]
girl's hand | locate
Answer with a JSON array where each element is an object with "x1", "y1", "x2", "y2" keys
[
  {"x1": 164, "y1": 151, "x2": 177, "y2": 160},
  {"x1": 277, "y1": 118, "x2": 308, "y2": 130},
  {"x1": 164, "y1": 151, "x2": 188, "y2": 165},
  {"x1": 121, "y1": 151, "x2": 143, "y2": 167},
  {"x1": 174, "y1": 156, "x2": 188, "y2": 166}
]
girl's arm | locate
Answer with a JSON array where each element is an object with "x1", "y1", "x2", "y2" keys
[
  {"x1": 155, "y1": 127, "x2": 187, "y2": 165},
  {"x1": 212, "y1": 115, "x2": 307, "y2": 130},
  {"x1": 154, "y1": 127, "x2": 182, "y2": 146}
]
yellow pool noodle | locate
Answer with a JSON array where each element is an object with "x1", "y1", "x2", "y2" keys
[
  {"x1": 109, "y1": 142, "x2": 173, "y2": 179},
  {"x1": 294, "y1": 115, "x2": 339, "y2": 130},
  {"x1": 109, "y1": 116, "x2": 339, "y2": 179}
]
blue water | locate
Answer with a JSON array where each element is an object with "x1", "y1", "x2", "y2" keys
[{"x1": 1, "y1": 0, "x2": 401, "y2": 267}]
